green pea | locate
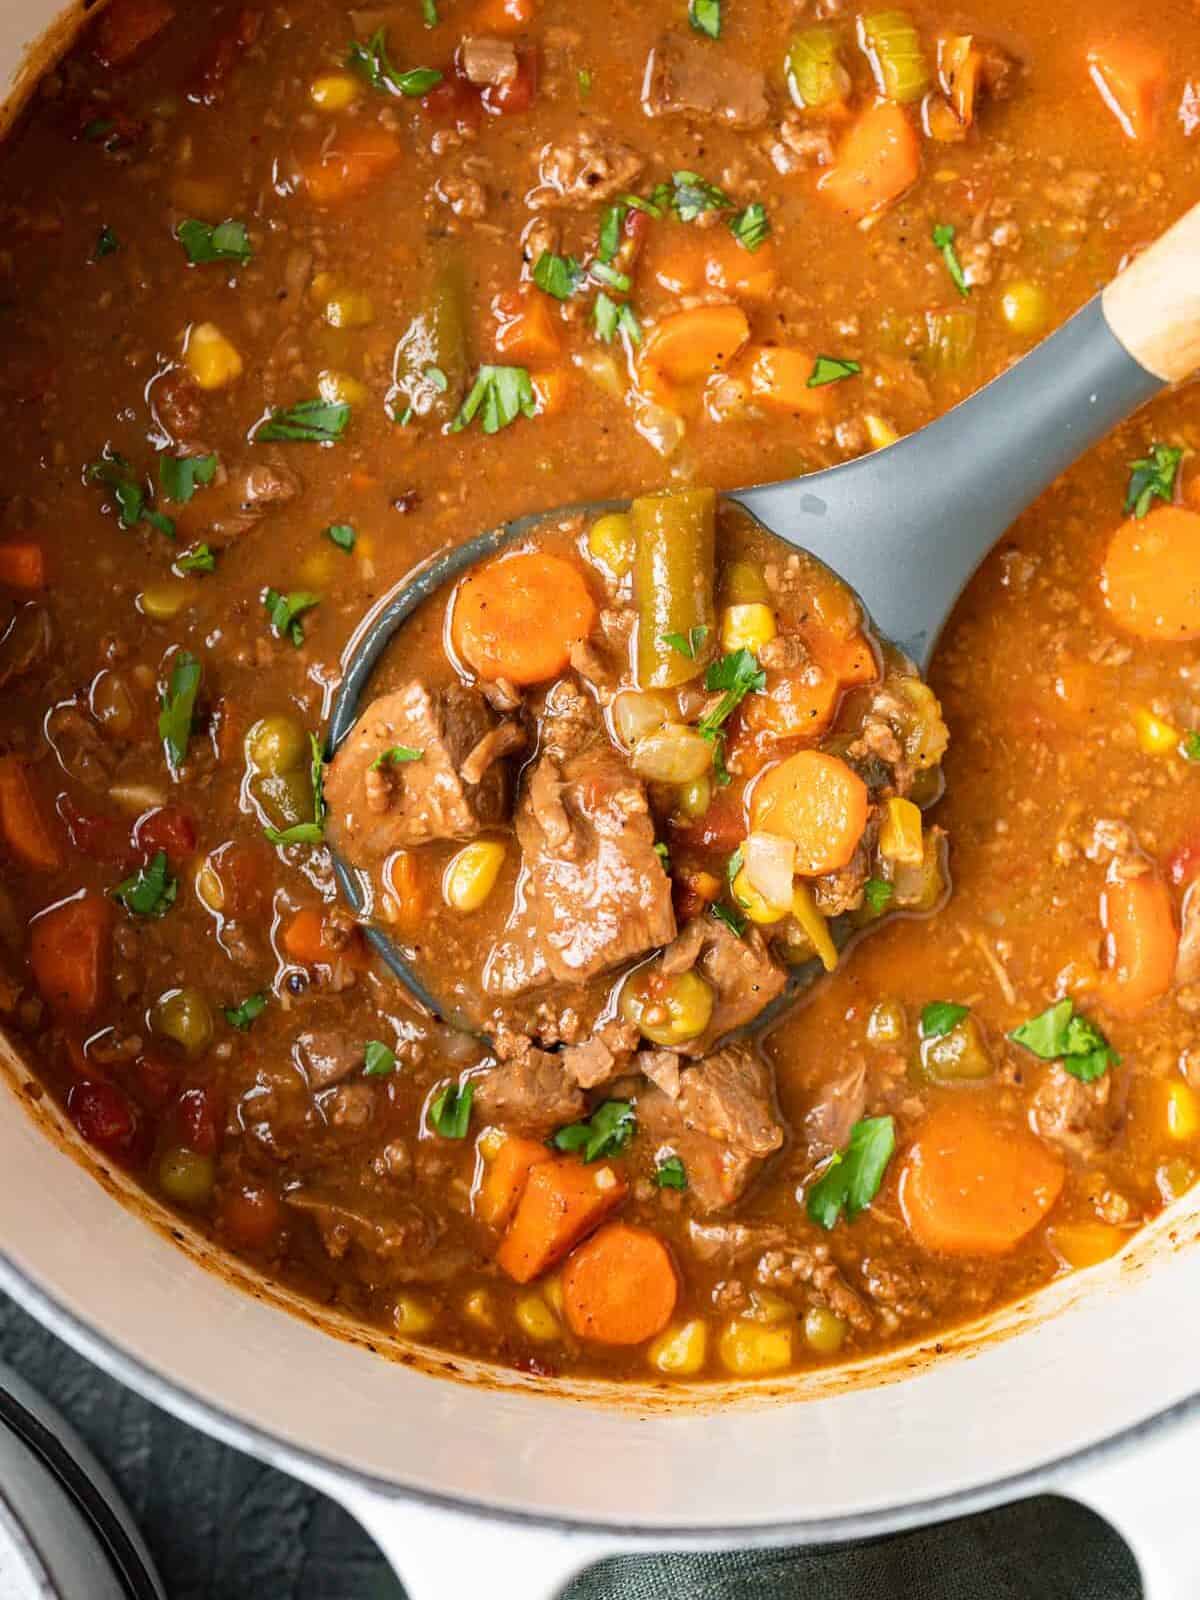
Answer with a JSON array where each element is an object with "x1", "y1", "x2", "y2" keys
[
  {"x1": 153, "y1": 987, "x2": 214, "y2": 1058},
  {"x1": 245, "y1": 714, "x2": 306, "y2": 778},
  {"x1": 158, "y1": 1146, "x2": 215, "y2": 1208}
]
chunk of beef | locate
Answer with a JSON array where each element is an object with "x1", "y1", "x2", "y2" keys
[
  {"x1": 1030, "y1": 1064, "x2": 1124, "y2": 1160},
  {"x1": 460, "y1": 718, "x2": 526, "y2": 786},
  {"x1": 152, "y1": 368, "x2": 207, "y2": 448},
  {"x1": 640, "y1": 1046, "x2": 681, "y2": 1099},
  {"x1": 326, "y1": 682, "x2": 509, "y2": 870},
  {"x1": 561, "y1": 1018, "x2": 639, "y2": 1089},
  {"x1": 537, "y1": 675, "x2": 600, "y2": 761},
  {"x1": 485, "y1": 741, "x2": 676, "y2": 996},
  {"x1": 762, "y1": 112, "x2": 834, "y2": 173},
  {"x1": 756, "y1": 1245, "x2": 872, "y2": 1331},
  {"x1": 435, "y1": 173, "x2": 488, "y2": 220},
  {"x1": 528, "y1": 129, "x2": 645, "y2": 209},
  {"x1": 178, "y1": 457, "x2": 302, "y2": 547},
  {"x1": 0, "y1": 603, "x2": 52, "y2": 690},
  {"x1": 294, "y1": 1030, "x2": 365, "y2": 1089},
  {"x1": 642, "y1": 32, "x2": 769, "y2": 129},
  {"x1": 804, "y1": 1060, "x2": 866, "y2": 1162},
  {"x1": 473, "y1": 1036, "x2": 585, "y2": 1131},
  {"x1": 687, "y1": 1218, "x2": 786, "y2": 1264},
  {"x1": 811, "y1": 844, "x2": 872, "y2": 918},
  {"x1": 660, "y1": 915, "x2": 787, "y2": 1054},
  {"x1": 460, "y1": 35, "x2": 518, "y2": 85},
  {"x1": 285, "y1": 1189, "x2": 461, "y2": 1284}
]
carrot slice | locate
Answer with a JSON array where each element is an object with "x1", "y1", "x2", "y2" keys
[
  {"x1": 749, "y1": 749, "x2": 869, "y2": 874},
  {"x1": 741, "y1": 666, "x2": 841, "y2": 743},
  {"x1": 475, "y1": 1133, "x2": 554, "y2": 1228},
  {"x1": 807, "y1": 626, "x2": 878, "y2": 687},
  {"x1": 496, "y1": 1158, "x2": 627, "y2": 1283},
  {"x1": 741, "y1": 347, "x2": 830, "y2": 416},
  {"x1": 651, "y1": 234, "x2": 779, "y2": 304},
  {"x1": 469, "y1": 0, "x2": 534, "y2": 33},
  {"x1": 493, "y1": 289, "x2": 562, "y2": 365},
  {"x1": 531, "y1": 368, "x2": 572, "y2": 418},
  {"x1": 1096, "y1": 869, "x2": 1177, "y2": 1016},
  {"x1": 302, "y1": 126, "x2": 401, "y2": 205},
  {"x1": 30, "y1": 894, "x2": 113, "y2": 1016},
  {"x1": 0, "y1": 543, "x2": 46, "y2": 591},
  {"x1": 1087, "y1": 40, "x2": 1166, "y2": 141},
  {"x1": 281, "y1": 906, "x2": 368, "y2": 968},
  {"x1": 818, "y1": 101, "x2": 921, "y2": 220},
  {"x1": 899, "y1": 1101, "x2": 1066, "y2": 1255},
  {"x1": 562, "y1": 1223, "x2": 678, "y2": 1344},
  {"x1": 0, "y1": 756, "x2": 62, "y2": 870},
  {"x1": 451, "y1": 551, "x2": 598, "y2": 685},
  {"x1": 638, "y1": 304, "x2": 751, "y2": 404},
  {"x1": 1101, "y1": 506, "x2": 1200, "y2": 640}
]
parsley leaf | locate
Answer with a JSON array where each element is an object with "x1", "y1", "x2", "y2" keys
[
  {"x1": 710, "y1": 899, "x2": 746, "y2": 938},
  {"x1": 552, "y1": 1099, "x2": 635, "y2": 1162},
  {"x1": 578, "y1": 66, "x2": 592, "y2": 95},
  {"x1": 422, "y1": 0, "x2": 438, "y2": 25},
  {"x1": 94, "y1": 225, "x2": 119, "y2": 259},
  {"x1": 264, "y1": 733, "x2": 327, "y2": 847},
  {"x1": 533, "y1": 250, "x2": 585, "y2": 300},
  {"x1": 729, "y1": 202, "x2": 769, "y2": 252},
  {"x1": 1125, "y1": 443, "x2": 1183, "y2": 519},
  {"x1": 325, "y1": 523, "x2": 356, "y2": 551},
  {"x1": 257, "y1": 399, "x2": 350, "y2": 444},
  {"x1": 661, "y1": 625, "x2": 709, "y2": 660},
  {"x1": 113, "y1": 850, "x2": 177, "y2": 918},
  {"x1": 920, "y1": 1000, "x2": 969, "y2": 1038},
  {"x1": 598, "y1": 203, "x2": 627, "y2": 263},
  {"x1": 807, "y1": 1116, "x2": 895, "y2": 1230},
  {"x1": 808, "y1": 355, "x2": 862, "y2": 388},
  {"x1": 1009, "y1": 998, "x2": 1119, "y2": 1084},
  {"x1": 264, "y1": 588, "x2": 320, "y2": 647},
  {"x1": 174, "y1": 544, "x2": 216, "y2": 575},
  {"x1": 591, "y1": 259, "x2": 631, "y2": 293},
  {"x1": 864, "y1": 877, "x2": 894, "y2": 914},
  {"x1": 593, "y1": 293, "x2": 641, "y2": 345},
  {"x1": 1182, "y1": 730, "x2": 1200, "y2": 762},
  {"x1": 451, "y1": 366, "x2": 537, "y2": 434},
  {"x1": 430, "y1": 1078, "x2": 475, "y2": 1138},
  {"x1": 932, "y1": 222, "x2": 969, "y2": 297},
  {"x1": 698, "y1": 648, "x2": 766, "y2": 739},
  {"x1": 653, "y1": 840, "x2": 671, "y2": 873},
  {"x1": 727, "y1": 845, "x2": 745, "y2": 886},
  {"x1": 669, "y1": 170, "x2": 732, "y2": 222},
  {"x1": 159, "y1": 452, "x2": 218, "y2": 504},
  {"x1": 688, "y1": 0, "x2": 721, "y2": 37},
  {"x1": 347, "y1": 27, "x2": 442, "y2": 95},
  {"x1": 364, "y1": 1039, "x2": 397, "y2": 1076},
  {"x1": 87, "y1": 455, "x2": 175, "y2": 539},
  {"x1": 224, "y1": 993, "x2": 267, "y2": 1031},
  {"x1": 654, "y1": 1153, "x2": 688, "y2": 1190},
  {"x1": 177, "y1": 218, "x2": 252, "y2": 265},
  {"x1": 158, "y1": 650, "x2": 201, "y2": 770},
  {"x1": 370, "y1": 744, "x2": 423, "y2": 771}
]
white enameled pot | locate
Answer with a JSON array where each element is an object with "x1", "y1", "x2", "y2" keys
[{"x1": 2, "y1": 9, "x2": 1200, "y2": 1598}]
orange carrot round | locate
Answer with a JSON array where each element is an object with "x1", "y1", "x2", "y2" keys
[
  {"x1": 451, "y1": 551, "x2": 597, "y2": 685},
  {"x1": 638, "y1": 304, "x2": 751, "y2": 404},
  {"x1": 749, "y1": 749, "x2": 869, "y2": 874},
  {"x1": 30, "y1": 894, "x2": 112, "y2": 1016},
  {"x1": 1101, "y1": 506, "x2": 1200, "y2": 640},
  {"x1": 1096, "y1": 869, "x2": 1177, "y2": 1015},
  {"x1": 899, "y1": 1101, "x2": 1066, "y2": 1255},
  {"x1": 561, "y1": 1222, "x2": 678, "y2": 1344},
  {"x1": 302, "y1": 126, "x2": 401, "y2": 205},
  {"x1": 818, "y1": 101, "x2": 921, "y2": 220}
]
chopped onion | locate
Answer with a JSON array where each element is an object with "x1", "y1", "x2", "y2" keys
[
  {"x1": 611, "y1": 689, "x2": 675, "y2": 750},
  {"x1": 630, "y1": 724, "x2": 713, "y2": 783},
  {"x1": 633, "y1": 398, "x2": 686, "y2": 459},
  {"x1": 745, "y1": 830, "x2": 796, "y2": 911}
]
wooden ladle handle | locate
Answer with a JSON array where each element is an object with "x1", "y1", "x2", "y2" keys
[{"x1": 1102, "y1": 201, "x2": 1200, "y2": 384}]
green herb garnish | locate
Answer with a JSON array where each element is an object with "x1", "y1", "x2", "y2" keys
[
  {"x1": 174, "y1": 544, "x2": 216, "y2": 575},
  {"x1": 88, "y1": 455, "x2": 175, "y2": 539},
  {"x1": 347, "y1": 27, "x2": 442, "y2": 95},
  {"x1": 920, "y1": 1000, "x2": 969, "y2": 1038},
  {"x1": 807, "y1": 1115, "x2": 895, "y2": 1230},
  {"x1": 1009, "y1": 998, "x2": 1119, "y2": 1084},
  {"x1": 593, "y1": 293, "x2": 641, "y2": 345},
  {"x1": 113, "y1": 850, "x2": 177, "y2": 918},
  {"x1": 598, "y1": 203, "x2": 626, "y2": 263},
  {"x1": 177, "y1": 218, "x2": 252, "y2": 265},
  {"x1": 710, "y1": 899, "x2": 746, "y2": 938},
  {"x1": 864, "y1": 877, "x2": 894, "y2": 913},
  {"x1": 370, "y1": 745, "x2": 423, "y2": 771},
  {"x1": 808, "y1": 355, "x2": 862, "y2": 388},
  {"x1": 94, "y1": 225, "x2": 119, "y2": 259},
  {"x1": 257, "y1": 399, "x2": 350, "y2": 444},
  {"x1": 688, "y1": 0, "x2": 721, "y2": 37},
  {"x1": 654, "y1": 1153, "x2": 688, "y2": 1189},
  {"x1": 430, "y1": 1079, "x2": 475, "y2": 1138},
  {"x1": 578, "y1": 66, "x2": 592, "y2": 95},
  {"x1": 699, "y1": 648, "x2": 766, "y2": 737},
  {"x1": 264, "y1": 588, "x2": 320, "y2": 647},
  {"x1": 1125, "y1": 443, "x2": 1183, "y2": 519},
  {"x1": 668, "y1": 170, "x2": 732, "y2": 222},
  {"x1": 224, "y1": 993, "x2": 267, "y2": 1031},
  {"x1": 1181, "y1": 730, "x2": 1200, "y2": 762},
  {"x1": 533, "y1": 251, "x2": 585, "y2": 300},
  {"x1": 932, "y1": 222, "x2": 969, "y2": 297},
  {"x1": 552, "y1": 1099, "x2": 635, "y2": 1162},
  {"x1": 591, "y1": 259, "x2": 631, "y2": 293},
  {"x1": 325, "y1": 523, "x2": 356, "y2": 552},
  {"x1": 158, "y1": 650, "x2": 201, "y2": 769},
  {"x1": 451, "y1": 366, "x2": 536, "y2": 435},
  {"x1": 422, "y1": 0, "x2": 438, "y2": 25},
  {"x1": 264, "y1": 734, "x2": 327, "y2": 847},
  {"x1": 729, "y1": 202, "x2": 769, "y2": 251},
  {"x1": 661, "y1": 625, "x2": 709, "y2": 660},
  {"x1": 364, "y1": 1039, "x2": 397, "y2": 1076},
  {"x1": 159, "y1": 452, "x2": 218, "y2": 504}
]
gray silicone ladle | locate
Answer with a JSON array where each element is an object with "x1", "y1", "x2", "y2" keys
[{"x1": 329, "y1": 201, "x2": 1200, "y2": 1022}]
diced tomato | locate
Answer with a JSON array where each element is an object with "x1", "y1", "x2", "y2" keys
[
  {"x1": 93, "y1": 0, "x2": 175, "y2": 67},
  {"x1": 132, "y1": 805, "x2": 196, "y2": 864},
  {"x1": 670, "y1": 783, "x2": 746, "y2": 853},
  {"x1": 482, "y1": 49, "x2": 537, "y2": 115},
  {"x1": 132, "y1": 1054, "x2": 176, "y2": 1113},
  {"x1": 175, "y1": 1085, "x2": 222, "y2": 1155},
  {"x1": 56, "y1": 794, "x2": 126, "y2": 863},
  {"x1": 67, "y1": 1079, "x2": 138, "y2": 1158},
  {"x1": 220, "y1": 1182, "x2": 283, "y2": 1252},
  {"x1": 204, "y1": 839, "x2": 273, "y2": 918},
  {"x1": 421, "y1": 66, "x2": 483, "y2": 132},
  {"x1": 189, "y1": 7, "x2": 262, "y2": 105}
]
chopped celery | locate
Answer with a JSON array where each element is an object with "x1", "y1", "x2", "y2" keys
[
  {"x1": 923, "y1": 306, "x2": 977, "y2": 372},
  {"x1": 860, "y1": 10, "x2": 930, "y2": 104},
  {"x1": 785, "y1": 26, "x2": 850, "y2": 111}
]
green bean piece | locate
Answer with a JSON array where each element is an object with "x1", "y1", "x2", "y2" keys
[
  {"x1": 390, "y1": 250, "x2": 470, "y2": 424},
  {"x1": 632, "y1": 488, "x2": 717, "y2": 689}
]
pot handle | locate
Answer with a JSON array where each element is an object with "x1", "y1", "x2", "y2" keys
[{"x1": 1052, "y1": 1406, "x2": 1200, "y2": 1600}]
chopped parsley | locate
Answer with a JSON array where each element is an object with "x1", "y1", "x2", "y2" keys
[
  {"x1": 665, "y1": 170, "x2": 731, "y2": 222},
  {"x1": 430, "y1": 1078, "x2": 475, "y2": 1138},
  {"x1": 920, "y1": 1000, "x2": 969, "y2": 1038},
  {"x1": 224, "y1": 993, "x2": 267, "y2": 1031},
  {"x1": 364, "y1": 1039, "x2": 397, "y2": 1076},
  {"x1": 864, "y1": 877, "x2": 894, "y2": 914},
  {"x1": 591, "y1": 259, "x2": 631, "y2": 293},
  {"x1": 727, "y1": 844, "x2": 745, "y2": 886},
  {"x1": 113, "y1": 850, "x2": 177, "y2": 919},
  {"x1": 532, "y1": 250, "x2": 585, "y2": 301},
  {"x1": 451, "y1": 366, "x2": 536, "y2": 435},
  {"x1": 325, "y1": 523, "x2": 356, "y2": 552},
  {"x1": 710, "y1": 899, "x2": 746, "y2": 938},
  {"x1": 87, "y1": 455, "x2": 175, "y2": 538},
  {"x1": 697, "y1": 649, "x2": 766, "y2": 779},
  {"x1": 176, "y1": 218, "x2": 252, "y2": 266},
  {"x1": 347, "y1": 27, "x2": 441, "y2": 95},
  {"x1": 1009, "y1": 998, "x2": 1119, "y2": 1084},
  {"x1": 807, "y1": 1115, "x2": 896, "y2": 1230},
  {"x1": 932, "y1": 222, "x2": 969, "y2": 297},
  {"x1": 421, "y1": 0, "x2": 438, "y2": 25},
  {"x1": 593, "y1": 292, "x2": 641, "y2": 345},
  {"x1": 94, "y1": 225, "x2": 119, "y2": 259},
  {"x1": 258, "y1": 399, "x2": 350, "y2": 444},
  {"x1": 159, "y1": 452, "x2": 217, "y2": 504},
  {"x1": 808, "y1": 355, "x2": 862, "y2": 388},
  {"x1": 653, "y1": 840, "x2": 671, "y2": 873},
  {"x1": 598, "y1": 203, "x2": 626, "y2": 262},
  {"x1": 263, "y1": 588, "x2": 320, "y2": 647},
  {"x1": 264, "y1": 734, "x2": 327, "y2": 847},
  {"x1": 370, "y1": 744, "x2": 423, "y2": 771},
  {"x1": 1125, "y1": 443, "x2": 1183, "y2": 519},
  {"x1": 688, "y1": 0, "x2": 721, "y2": 37},
  {"x1": 174, "y1": 544, "x2": 216, "y2": 575},
  {"x1": 578, "y1": 66, "x2": 592, "y2": 95},
  {"x1": 661, "y1": 624, "x2": 709, "y2": 660},
  {"x1": 158, "y1": 650, "x2": 201, "y2": 770},
  {"x1": 654, "y1": 1153, "x2": 688, "y2": 1190},
  {"x1": 728, "y1": 202, "x2": 769, "y2": 252},
  {"x1": 552, "y1": 1099, "x2": 635, "y2": 1162},
  {"x1": 1182, "y1": 730, "x2": 1200, "y2": 762}
]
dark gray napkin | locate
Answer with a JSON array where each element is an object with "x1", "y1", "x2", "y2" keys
[{"x1": 0, "y1": 1295, "x2": 1139, "y2": 1599}]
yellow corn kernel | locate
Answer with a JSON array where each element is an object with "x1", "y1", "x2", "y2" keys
[
  {"x1": 515, "y1": 1293, "x2": 559, "y2": 1342},
  {"x1": 444, "y1": 840, "x2": 507, "y2": 912},
  {"x1": 299, "y1": 546, "x2": 336, "y2": 588},
  {"x1": 718, "y1": 1318, "x2": 794, "y2": 1376},
  {"x1": 1000, "y1": 280, "x2": 1048, "y2": 337},
  {"x1": 317, "y1": 369, "x2": 369, "y2": 406},
  {"x1": 804, "y1": 1305, "x2": 847, "y2": 1355},
  {"x1": 863, "y1": 412, "x2": 899, "y2": 450},
  {"x1": 1048, "y1": 1221, "x2": 1126, "y2": 1270},
  {"x1": 1163, "y1": 1079, "x2": 1200, "y2": 1142},
  {"x1": 1133, "y1": 705, "x2": 1181, "y2": 756},
  {"x1": 720, "y1": 602, "x2": 776, "y2": 656},
  {"x1": 172, "y1": 177, "x2": 234, "y2": 215},
  {"x1": 309, "y1": 71, "x2": 362, "y2": 110},
  {"x1": 879, "y1": 796, "x2": 924, "y2": 866},
  {"x1": 463, "y1": 1289, "x2": 496, "y2": 1328},
  {"x1": 732, "y1": 867, "x2": 789, "y2": 925},
  {"x1": 393, "y1": 1295, "x2": 435, "y2": 1336},
  {"x1": 185, "y1": 322, "x2": 243, "y2": 390},
  {"x1": 193, "y1": 855, "x2": 225, "y2": 914},
  {"x1": 791, "y1": 883, "x2": 838, "y2": 972},
  {"x1": 649, "y1": 1319, "x2": 708, "y2": 1376},
  {"x1": 140, "y1": 580, "x2": 199, "y2": 621},
  {"x1": 542, "y1": 1274, "x2": 565, "y2": 1317},
  {"x1": 312, "y1": 274, "x2": 375, "y2": 328},
  {"x1": 587, "y1": 512, "x2": 635, "y2": 578}
]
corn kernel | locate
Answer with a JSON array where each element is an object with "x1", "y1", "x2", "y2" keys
[
  {"x1": 299, "y1": 546, "x2": 336, "y2": 588},
  {"x1": 444, "y1": 839, "x2": 507, "y2": 912},
  {"x1": 312, "y1": 274, "x2": 375, "y2": 328},
  {"x1": 317, "y1": 368, "x2": 369, "y2": 406},
  {"x1": 863, "y1": 413, "x2": 900, "y2": 450},
  {"x1": 309, "y1": 72, "x2": 362, "y2": 110},
  {"x1": 515, "y1": 1293, "x2": 559, "y2": 1342},
  {"x1": 1048, "y1": 1221, "x2": 1126, "y2": 1270},
  {"x1": 720, "y1": 602, "x2": 776, "y2": 656},
  {"x1": 649, "y1": 1319, "x2": 708, "y2": 1376},
  {"x1": 1164, "y1": 1079, "x2": 1200, "y2": 1142},
  {"x1": 866, "y1": 999, "x2": 905, "y2": 1045},
  {"x1": 1133, "y1": 705, "x2": 1181, "y2": 756},
  {"x1": 185, "y1": 322, "x2": 243, "y2": 390},
  {"x1": 732, "y1": 867, "x2": 788, "y2": 925},
  {"x1": 1000, "y1": 280, "x2": 1048, "y2": 337},
  {"x1": 677, "y1": 776, "x2": 712, "y2": 821},
  {"x1": 193, "y1": 855, "x2": 225, "y2": 914},
  {"x1": 463, "y1": 1289, "x2": 495, "y2": 1327},
  {"x1": 587, "y1": 512, "x2": 635, "y2": 578},
  {"x1": 879, "y1": 796, "x2": 924, "y2": 867},
  {"x1": 140, "y1": 580, "x2": 199, "y2": 620},
  {"x1": 393, "y1": 1295, "x2": 435, "y2": 1336},
  {"x1": 804, "y1": 1305, "x2": 848, "y2": 1355},
  {"x1": 718, "y1": 1318, "x2": 794, "y2": 1376},
  {"x1": 543, "y1": 1275, "x2": 565, "y2": 1317},
  {"x1": 791, "y1": 883, "x2": 838, "y2": 972}
]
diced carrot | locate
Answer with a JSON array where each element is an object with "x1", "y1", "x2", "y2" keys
[
  {"x1": 301, "y1": 126, "x2": 401, "y2": 205},
  {"x1": 531, "y1": 368, "x2": 572, "y2": 417},
  {"x1": 808, "y1": 626, "x2": 879, "y2": 687},
  {"x1": 1087, "y1": 39, "x2": 1166, "y2": 141},
  {"x1": 1101, "y1": 506, "x2": 1200, "y2": 641},
  {"x1": 750, "y1": 749, "x2": 869, "y2": 875},
  {"x1": 0, "y1": 543, "x2": 45, "y2": 591},
  {"x1": 741, "y1": 665, "x2": 841, "y2": 742},
  {"x1": 381, "y1": 848, "x2": 428, "y2": 935},
  {"x1": 451, "y1": 551, "x2": 598, "y2": 685},
  {"x1": 496, "y1": 1157, "x2": 627, "y2": 1283},
  {"x1": 469, "y1": 0, "x2": 533, "y2": 33},
  {"x1": 638, "y1": 304, "x2": 751, "y2": 406},
  {"x1": 899, "y1": 1101, "x2": 1066, "y2": 1255},
  {"x1": 1096, "y1": 868, "x2": 1177, "y2": 1016},
  {"x1": 0, "y1": 756, "x2": 62, "y2": 871},
  {"x1": 561, "y1": 1223, "x2": 678, "y2": 1344},
  {"x1": 474, "y1": 1132, "x2": 554, "y2": 1228},
  {"x1": 741, "y1": 346, "x2": 830, "y2": 416},
  {"x1": 818, "y1": 101, "x2": 921, "y2": 220},
  {"x1": 493, "y1": 288, "x2": 562, "y2": 364},
  {"x1": 650, "y1": 233, "x2": 778, "y2": 304},
  {"x1": 30, "y1": 894, "x2": 113, "y2": 1016},
  {"x1": 93, "y1": 0, "x2": 174, "y2": 66},
  {"x1": 281, "y1": 906, "x2": 368, "y2": 968}
]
